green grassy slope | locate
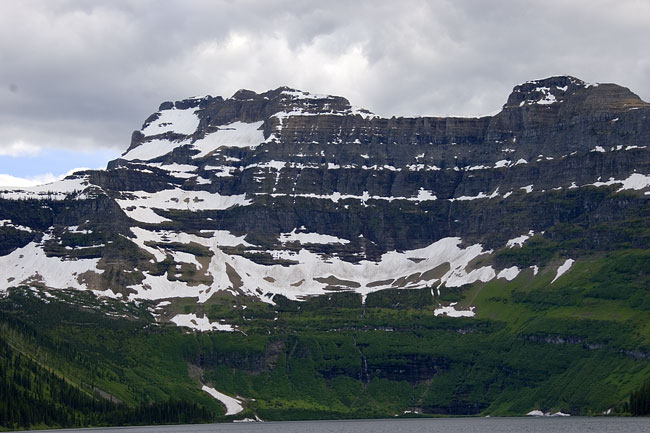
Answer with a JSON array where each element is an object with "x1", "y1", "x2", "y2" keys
[{"x1": 1, "y1": 246, "x2": 649, "y2": 428}]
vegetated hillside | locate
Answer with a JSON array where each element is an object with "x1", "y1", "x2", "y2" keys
[{"x1": 0, "y1": 76, "x2": 649, "y2": 427}]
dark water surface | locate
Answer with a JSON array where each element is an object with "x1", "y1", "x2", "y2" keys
[{"x1": 22, "y1": 417, "x2": 650, "y2": 433}]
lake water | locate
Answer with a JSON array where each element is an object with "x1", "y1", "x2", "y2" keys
[{"x1": 22, "y1": 417, "x2": 650, "y2": 433}]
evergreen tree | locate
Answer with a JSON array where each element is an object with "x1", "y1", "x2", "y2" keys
[{"x1": 630, "y1": 381, "x2": 650, "y2": 416}]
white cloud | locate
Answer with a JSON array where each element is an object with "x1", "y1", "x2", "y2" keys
[
  {"x1": 0, "y1": 173, "x2": 59, "y2": 188},
  {"x1": 0, "y1": 0, "x2": 649, "y2": 170},
  {"x1": 156, "y1": 31, "x2": 373, "y2": 108},
  {"x1": 0, "y1": 167, "x2": 89, "y2": 188},
  {"x1": 0, "y1": 141, "x2": 41, "y2": 157}
]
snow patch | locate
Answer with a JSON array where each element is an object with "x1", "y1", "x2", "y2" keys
[
  {"x1": 124, "y1": 234, "x2": 497, "y2": 306},
  {"x1": 452, "y1": 188, "x2": 500, "y2": 201},
  {"x1": 171, "y1": 313, "x2": 234, "y2": 332},
  {"x1": 116, "y1": 189, "x2": 251, "y2": 216},
  {"x1": 588, "y1": 173, "x2": 650, "y2": 191},
  {"x1": 204, "y1": 165, "x2": 238, "y2": 178},
  {"x1": 121, "y1": 206, "x2": 172, "y2": 224},
  {"x1": 506, "y1": 230, "x2": 534, "y2": 248},
  {"x1": 415, "y1": 188, "x2": 437, "y2": 201},
  {"x1": 92, "y1": 289, "x2": 123, "y2": 299},
  {"x1": 281, "y1": 89, "x2": 330, "y2": 100},
  {"x1": 531, "y1": 265, "x2": 539, "y2": 276},
  {"x1": 0, "y1": 239, "x2": 103, "y2": 293},
  {"x1": 279, "y1": 229, "x2": 350, "y2": 245},
  {"x1": 434, "y1": 302, "x2": 475, "y2": 317},
  {"x1": 617, "y1": 173, "x2": 650, "y2": 191},
  {"x1": 497, "y1": 266, "x2": 520, "y2": 281},
  {"x1": 148, "y1": 162, "x2": 197, "y2": 178},
  {"x1": 0, "y1": 176, "x2": 94, "y2": 201},
  {"x1": 201, "y1": 385, "x2": 244, "y2": 415},
  {"x1": 0, "y1": 220, "x2": 33, "y2": 233},
  {"x1": 121, "y1": 138, "x2": 189, "y2": 161},
  {"x1": 191, "y1": 121, "x2": 265, "y2": 158},
  {"x1": 535, "y1": 87, "x2": 557, "y2": 105},
  {"x1": 261, "y1": 188, "x2": 438, "y2": 204},
  {"x1": 142, "y1": 108, "x2": 200, "y2": 136},
  {"x1": 526, "y1": 410, "x2": 571, "y2": 417},
  {"x1": 551, "y1": 259, "x2": 574, "y2": 284}
]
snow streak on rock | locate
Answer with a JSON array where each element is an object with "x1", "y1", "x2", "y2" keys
[
  {"x1": 506, "y1": 230, "x2": 534, "y2": 248},
  {"x1": 434, "y1": 302, "x2": 475, "y2": 317},
  {"x1": 141, "y1": 108, "x2": 200, "y2": 136},
  {"x1": 116, "y1": 189, "x2": 251, "y2": 223},
  {"x1": 551, "y1": 259, "x2": 575, "y2": 284},
  {"x1": 171, "y1": 314, "x2": 235, "y2": 332},
  {"x1": 191, "y1": 121, "x2": 265, "y2": 158},
  {"x1": 201, "y1": 385, "x2": 243, "y2": 415}
]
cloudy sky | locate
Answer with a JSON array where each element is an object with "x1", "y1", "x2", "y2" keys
[{"x1": 2, "y1": 0, "x2": 650, "y2": 186}]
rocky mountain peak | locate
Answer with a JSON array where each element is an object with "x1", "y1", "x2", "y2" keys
[
  {"x1": 502, "y1": 75, "x2": 648, "y2": 112},
  {"x1": 503, "y1": 75, "x2": 587, "y2": 108},
  {"x1": 125, "y1": 87, "x2": 374, "y2": 156}
]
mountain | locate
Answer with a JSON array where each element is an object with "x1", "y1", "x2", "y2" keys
[{"x1": 1, "y1": 76, "x2": 649, "y2": 426}]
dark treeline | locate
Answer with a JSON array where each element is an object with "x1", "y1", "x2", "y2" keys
[
  {"x1": 630, "y1": 381, "x2": 650, "y2": 416},
  {"x1": 0, "y1": 338, "x2": 215, "y2": 430},
  {"x1": 109, "y1": 399, "x2": 215, "y2": 426}
]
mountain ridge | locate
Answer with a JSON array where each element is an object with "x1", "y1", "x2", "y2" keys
[
  {"x1": 1, "y1": 75, "x2": 649, "y2": 311},
  {"x1": 1, "y1": 75, "x2": 649, "y2": 424}
]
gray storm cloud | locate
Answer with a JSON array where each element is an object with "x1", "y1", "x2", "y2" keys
[{"x1": 1, "y1": 0, "x2": 649, "y2": 155}]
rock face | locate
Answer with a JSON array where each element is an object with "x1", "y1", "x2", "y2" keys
[{"x1": 1, "y1": 76, "x2": 649, "y2": 322}]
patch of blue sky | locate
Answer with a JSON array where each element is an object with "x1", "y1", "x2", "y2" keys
[{"x1": 0, "y1": 147, "x2": 120, "y2": 178}]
